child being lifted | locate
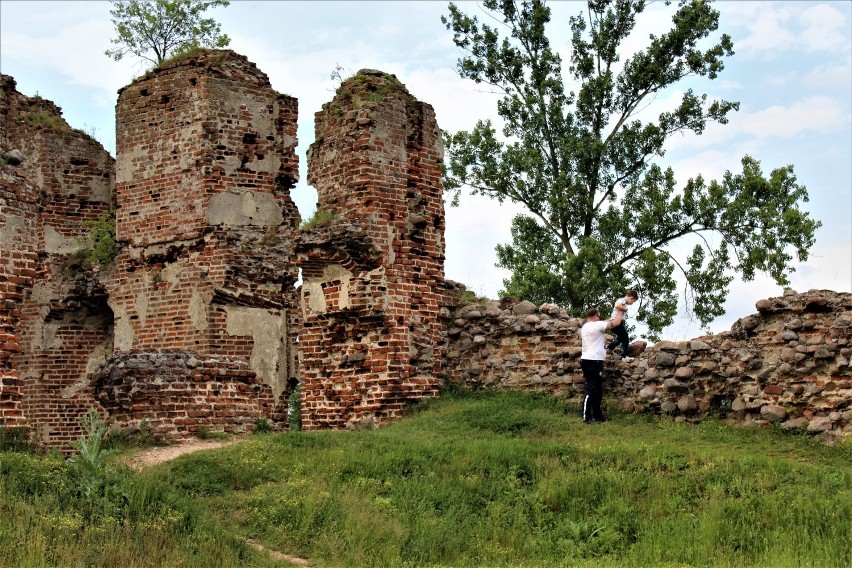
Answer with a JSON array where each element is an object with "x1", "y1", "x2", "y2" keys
[{"x1": 608, "y1": 290, "x2": 639, "y2": 361}]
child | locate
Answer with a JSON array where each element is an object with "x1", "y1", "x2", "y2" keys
[{"x1": 608, "y1": 290, "x2": 638, "y2": 359}]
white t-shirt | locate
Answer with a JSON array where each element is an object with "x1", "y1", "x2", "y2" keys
[
  {"x1": 611, "y1": 297, "x2": 629, "y2": 320},
  {"x1": 580, "y1": 320, "x2": 609, "y2": 361}
]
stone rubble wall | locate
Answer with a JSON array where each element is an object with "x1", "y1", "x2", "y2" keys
[
  {"x1": 443, "y1": 290, "x2": 852, "y2": 437},
  {"x1": 296, "y1": 70, "x2": 445, "y2": 429}
]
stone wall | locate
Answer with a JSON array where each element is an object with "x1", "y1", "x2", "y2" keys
[
  {"x1": 296, "y1": 70, "x2": 446, "y2": 429},
  {"x1": 443, "y1": 290, "x2": 852, "y2": 437}
]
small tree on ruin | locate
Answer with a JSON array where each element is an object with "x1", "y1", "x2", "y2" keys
[{"x1": 105, "y1": 0, "x2": 230, "y2": 67}]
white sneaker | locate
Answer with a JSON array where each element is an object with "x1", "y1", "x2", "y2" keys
[{"x1": 621, "y1": 357, "x2": 634, "y2": 362}]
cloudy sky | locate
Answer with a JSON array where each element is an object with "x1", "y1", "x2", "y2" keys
[{"x1": 1, "y1": 0, "x2": 850, "y2": 340}]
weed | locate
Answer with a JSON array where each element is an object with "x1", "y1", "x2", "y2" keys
[
  {"x1": 253, "y1": 418, "x2": 272, "y2": 434},
  {"x1": 26, "y1": 110, "x2": 68, "y2": 131},
  {"x1": 288, "y1": 383, "x2": 301, "y2": 431},
  {"x1": 260, "y1": 227, "x2": 279, "y2": 246},
  {"x1": 0, "y1": 426, "x2": 34, "y2": 453},
  {"x1": 196, "y1": 425, "x2": 228, "y2": 441},
  {"x1": 77, "y1": 210, "x2": 120, "y2": 266},
  {"x1": 104, "y1": 421, "x2": 162, "y2": 451},
  {"x1": 299, "y1": 209, "x2": 335, "y2": 229}
]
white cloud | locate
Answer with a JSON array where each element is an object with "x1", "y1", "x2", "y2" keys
[
  {"x1": 799, "y1": 4, "x2": 850, "y2": 52},
  {"x1": 802, "y1": 59, "x2": 852, "y2": 90},
  {"x1": 725, "y1": 1, "x2": 850, "y2": 56},
  {"x1": 444, "y1": 195, "x2": 522, "y2": 298},
  {"x1": 738, "y1": 96, "x2": 848, "y2": 138}
]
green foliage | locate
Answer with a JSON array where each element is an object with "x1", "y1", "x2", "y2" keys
[
  {"x1": 26, "y1": 109, "x2": 68, "y2": 131},
  {"x1": 299, "y1": 209, "x2": 336, "y2": 229},
  {"x1": 260, "y1": 226, "x2": 280, "y2": 246},
  {"x1": 159, "y1": 390, "x2": 850, "y2": 567},
  {"x1": 66, "y1": 409, "x2": 119, "y2": 514},
  {"x1": 104, "y1": 421, "x2": 163, "y2": 451},
  {"x1": 253, "y1": 418, "x2": 272, "y2": 434},
  {"x1": 0, "y1": 426, "x2": 35, "y2": 453},
  {"x1": 105, "y1": 0, "x2": 231, "y2": 66},
  {"x1": 288, "y1": 383, "x2": 301, "y2": 431},
  {"x1": 0, "y1": 450, "x2": 277, "y2": 566},
  {"x1": 2, "y1": 391, "x2": 851, "y2": 566},
  {"x1": 441, "y1": 0, "x2": 820, "y2": 335},
  {"x1": 196, "y1": 425, "x2": 229, "y2": 441},
  {"x1": 77, "y1": 210, "x2": 120, "y2": 266}
]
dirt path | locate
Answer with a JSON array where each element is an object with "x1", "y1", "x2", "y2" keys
[
  {"x1": 122, "y1": 437, "x2": 244, "y2": 469},
  {"x1": 122, "y1": 437, "x2": 313, "y2": 567}
]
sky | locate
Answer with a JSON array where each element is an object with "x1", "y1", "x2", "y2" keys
[{"x1": 1, "y1": 0, "x2": 850, "y2": 341}]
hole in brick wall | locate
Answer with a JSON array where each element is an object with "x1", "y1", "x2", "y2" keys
[
  {"x1": 189, "y1": 78, "x2": 197, "y2": 86},
  {"x1": 140, "y1": 89, "x2": 149, "y2": 96},
  {"x1": 389, "y1": 213, "x2": 395, "y2": 221},
  {"x1": 255, "y1": 153, "x2": 265, "y2": 160},
  {"x1": 70, "y1": 157, "x2": 89, "y2": 166},
  {"x1": 161, "y1": 95, "x2": 170, "y2": 104},
  {"x1": 433, "y1": 216, "x2": 441, "y2": 228},
  {"x1": 242, "y1": 132, "x2": 257, "y2": 144}
]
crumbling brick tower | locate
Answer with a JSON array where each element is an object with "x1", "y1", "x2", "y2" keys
[
  {"x1": 101, "y1": 51, "x2": 301, "y2": 438},
  {"x1": 1, "y1": 74, "x2": 115, "y2": 446},
  {"x1": 297, "y1": 69, "x2": 446, "y2": 429}
]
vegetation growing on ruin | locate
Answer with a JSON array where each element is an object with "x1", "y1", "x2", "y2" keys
[
  {"x1": 77, "y1": 210, "x2": 120, "y2": 267},
  {"x1": 26, "y1": 109, "x2": 69, "y2": 131},
  {"x1": 105, "y1": 0, "x2": 231, "y2": 66},
  {"x1": 300, "y1": 209, "x2": 336, "y2": 229},
  {"x1": 2, "y1": 390, "x2": 849, "y2": 567}
]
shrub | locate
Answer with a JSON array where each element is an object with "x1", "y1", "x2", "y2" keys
[{"x1": 77, "y1": 210, "x2": 120, "y2": 266}]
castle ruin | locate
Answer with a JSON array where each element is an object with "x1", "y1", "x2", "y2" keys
[{"x1": 1, "y1": 50, "x2": 849, "y2": 449}]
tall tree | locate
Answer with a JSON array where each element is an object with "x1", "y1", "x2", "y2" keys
[
  {"x1": 105, "y1": 0, "x2": 230, "y2": 66},
  {"x1": 442, "y1": 0, "x2": 820, "y2": 337}
]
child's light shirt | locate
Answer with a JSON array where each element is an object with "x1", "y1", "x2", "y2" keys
[{"x1": 611, "y1": 297, "x2": 629, "y2": 320}]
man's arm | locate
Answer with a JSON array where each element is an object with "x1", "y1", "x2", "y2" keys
[{"x1": 606, "y1": 308, "x2": 624, "y2": 330}]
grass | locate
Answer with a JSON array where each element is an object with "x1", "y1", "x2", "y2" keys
[
  {"x1": 1, "y1": 389, "x2": 850, "y2": 567},
  {"x1": 26, "y1": 109, "x2": 69, "y2": 131},
  {"x1": 300, "y1": 209, "x2": 336, "y2": 229}
]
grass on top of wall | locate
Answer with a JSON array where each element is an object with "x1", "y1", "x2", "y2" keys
[{"x1": 1, "y1": 389, "x2": 850, "y2": 567}]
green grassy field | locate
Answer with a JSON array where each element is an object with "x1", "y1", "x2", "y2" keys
[{"x1": 2, "y1": 389, "x2": 850, "y2": 567}]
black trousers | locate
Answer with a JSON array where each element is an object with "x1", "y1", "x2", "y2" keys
[
  {"x1": 580, "y1": 359, "x2": 605, "y2": 421},
  {"x1": 608, "y1": 323, "x2": 630, "y2": 356}
]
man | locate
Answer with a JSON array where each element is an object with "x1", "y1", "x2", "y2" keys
[{"x1": 579, "y1": 306, "x2": 624, "y2": 424}]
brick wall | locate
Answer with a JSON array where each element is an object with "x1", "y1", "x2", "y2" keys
[
  {"x1": 110, "y1": 51, "x2": 301, "y2": 432},
  {"x1": 1, "y1": 74, "x2": 115, "y2": 445},
  {"x1": 0, "y1": 168, "x2": 37, "y2": 426},
  {"x1": 297, "y1": 69, "x2": 446, "y2": 429},
  {"x1": 94, "y1": 350, "x2": 279, "y2": 440}
]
